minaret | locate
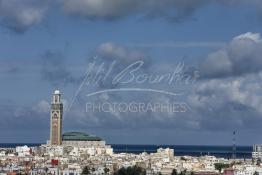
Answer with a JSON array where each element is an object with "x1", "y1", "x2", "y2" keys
[{"x1": 50, "y1": 90, "x2": 63, "y2": 145}]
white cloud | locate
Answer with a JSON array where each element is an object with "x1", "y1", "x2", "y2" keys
[
  {"x1": 62, "y1": 0, "x2": 139, "y2": 19},
  {"x1": 61, "y1": 0, "x2": 209, "y2": 21},
  {"x1": 200, "y1": 32, "x2": 262, "y2": 78},
  {"x1": 0, "y1": 0, "x2": 49, "y2": 32},
  {"x1": 97, "y1": 42, "x2": 145, "y2": 62},
  {"x1": 188, "y1": 73, "x2": 262, "y2": 129},
  {"x1": 233, "y1": 32, "x2": 262, "y2": 43},
  {"x1": 61, "y1": 0, "x2": 262, "y2": 23}
]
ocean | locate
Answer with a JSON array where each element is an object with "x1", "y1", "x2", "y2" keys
[{"x1": 0, "y1": 144, "x2": 252, "y2": 159}]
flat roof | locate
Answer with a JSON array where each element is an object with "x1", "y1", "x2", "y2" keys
[{"x1": 62, "y1": 132, "x2": 103, "y2": 141}]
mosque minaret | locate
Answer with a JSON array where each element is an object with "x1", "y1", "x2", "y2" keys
[
  {"x1": 50, "y1": 90, "x2": 63, "y2": 145},
  {"x1": 48, "y1": 90, "x2": 107, "y2": 147}
]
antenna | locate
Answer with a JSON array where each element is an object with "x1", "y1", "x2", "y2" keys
[{"x1": 232, "y1": 130, "x2": 236, "y2": 160}]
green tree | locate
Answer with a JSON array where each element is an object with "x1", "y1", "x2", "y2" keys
[
  {"x1": 257, "y1": 158, "x2": 261, "y2": 166},
  {"x1": 114, "y1": 165, "x2": 146, "y2": 175},
  {"x1": 214, "y1": 163, "x2": 230, "y2": 173},
  {"x1": 172, "y1": 169, "x2": 178, "y2": 175},
  {"x1": 179, "y1": 170, "x2": 187, "y2": 175},
  {"x1": 253, "y1": 171, "x2": 259, "y2": 175},
  {"x1": 82, "y1": 166, "x2": 90, "y2": 175},
  {"x1": 104, "y1": 167, "x2": 110, "y2": 174},
  {"x1": 180, "y1": 157, "x2": 187, "y2": 161}
]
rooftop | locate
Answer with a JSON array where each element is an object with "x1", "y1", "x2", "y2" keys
[{"x1": 62, "y1": 132, "x2": 103, "y2": 141}]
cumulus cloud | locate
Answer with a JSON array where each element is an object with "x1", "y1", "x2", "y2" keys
[
  {"x1": 0, "y1": 0, "x2": 262, "y2": 34},
  {"x1": 97, "y1": 42, "x2": 145, "y2": 63},
  {"x1": 0, "y1": 0, "x2": 49, "y2": 33},
  {"x1": 61, "y1": 0, "x2": 262, "y2": 22},
  {"x1": 200, "y1": 32, "x2": 262, "y2": 79},
  {"x1": 83, "y1": 42, "x2": 149, "y2": 89},
  {"x1": 61, "y1": 0, "x2": 209, "y2": 22},
  {"x1": 190, "y1": 33, "x2": 262, "y2": 130},
  {"x1": 187, "y1": 73, "x2": 262, "y2": 131}
]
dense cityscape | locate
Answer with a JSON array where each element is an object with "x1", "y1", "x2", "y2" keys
[
  {"x1": 0, "y1": 91, "x2": 261, "y2": 175},
  {"x1": 1, "y1": 144, "x2": 262, "y2": 175}
]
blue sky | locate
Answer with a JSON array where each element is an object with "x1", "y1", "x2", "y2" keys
[{"x1": 1, "y1": 0, "x2": 262, "y2": 145}]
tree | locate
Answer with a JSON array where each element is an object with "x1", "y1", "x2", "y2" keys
[
  {"x1": 172, "y1": 169, "x2": 178, "y2": 175},
  {"x1": 44, "y1": 167, "x2": 48, "y2": 173},
  {"x1": 179, "y1": 170, "x2": 187, "y2": 175},
  {"x1": 252, "y1": 159, "x2": 255, "y2": 165},
  {"x1": 253, "y1": 171, "x2": 259, "y2": 175},
  {"x1": 180, "y1": 157, "x2": 187, "y2": 161},
  {"x1": 82, "y1": 166, "x2": 90, "y2": 175},
  {"x1": 214, "y1": 163, "x2": 230, "y2": 173},
  {"x1": 257, "y1": 158, "x2": 261, "y2": 166},
  {"x1": 104, "y1": 167, "x2": 110, "y2": 174},
  {"x1": 114, "y1": 165, "x2": 146, "y2": 175}
]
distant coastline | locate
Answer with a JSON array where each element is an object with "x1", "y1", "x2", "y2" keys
[{"x1": 0, "y1": 143, "x2": 252, "y2": 159}]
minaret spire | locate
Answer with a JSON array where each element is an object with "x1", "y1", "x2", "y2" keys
[{"x1": 50, "y1": 89, "x2": 63, "y2": 145}]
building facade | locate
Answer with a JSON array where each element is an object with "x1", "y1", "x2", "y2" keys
[
  {"x1": 50, "y1": 90, "x2": 63, "y2": 145},
  {"x1": 252, "y1": 144, "x2": 262, "y2": 159}
]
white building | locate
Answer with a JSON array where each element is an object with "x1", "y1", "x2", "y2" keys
[
  {"x1": 252, "y1": 145, "x2": 262, "y2": 159},
  {"x1": 16, "y1": 145, "x2": 31, "y2": 157}
]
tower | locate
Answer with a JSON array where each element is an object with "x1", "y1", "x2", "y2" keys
[{"x1": 50, "y1": 90, "x2": 63, "y2": 145}]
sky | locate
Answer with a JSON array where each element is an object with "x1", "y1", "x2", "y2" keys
[{"x1": 1, "y1": 0, "x2": 262, "y2": 145}]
